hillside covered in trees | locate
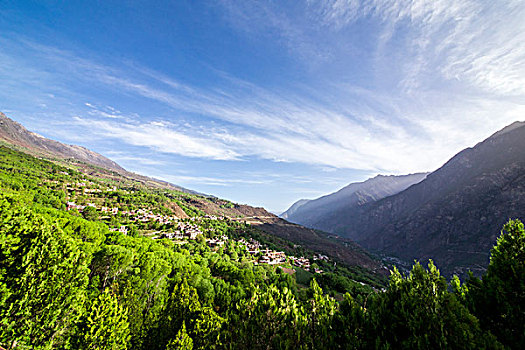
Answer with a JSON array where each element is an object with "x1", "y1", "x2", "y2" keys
[
  {"x1": 0, "y1": 145, "x2": 524, "y2": 349},
  {"x1": 0, "y1": 112, "x2": 384, "y2": 274}
]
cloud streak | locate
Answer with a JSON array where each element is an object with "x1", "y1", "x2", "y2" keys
[
  {"x1": 2, "y1": 1, "x2": 525, "y2": 177},
  {"x1": 72, "y1": 117, "x2": 241, "y2": 161}
]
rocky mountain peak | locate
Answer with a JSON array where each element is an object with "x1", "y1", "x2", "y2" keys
[{"x1": 0, "y1": 112, "x2": 126, "y2": 173}]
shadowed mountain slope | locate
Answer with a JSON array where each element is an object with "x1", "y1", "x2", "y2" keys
[
  {"x1": 281, "y1": 173, "x2": 428, "y2": 228},
  {"x1": 315, "y1": 121, "x2": 525, "y2": 276}
]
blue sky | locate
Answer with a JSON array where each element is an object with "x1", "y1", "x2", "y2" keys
[{"x1": 1, "y1": 0, "x2": 525, "y2": 213}]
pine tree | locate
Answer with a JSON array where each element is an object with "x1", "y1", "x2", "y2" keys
[
  {"x1": 0, "y1": 201, "x2": 90, "y2": 349},
  {"x1": 166, "y1": 323, "x2": 193, "y2": 350},
  {"x1": 74, "y1": 288, "x2": 130, "y2": 350},
  {"x1": 232, "y1": 284, "x2": 304, "y2": 349},
  {"x1": 148, "y1": 279, "x2": 223, "y2": 350},
  {"x1": 304, "y1": 279, "x2": 337, "y2": 349},
  {"x1": 465, "y1": 219, "x2": 525, "y2": 349},
  {"x1": 368, "y1": 261, "x2": 500, "y2": 349}
]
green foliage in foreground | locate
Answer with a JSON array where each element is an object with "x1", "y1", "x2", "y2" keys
[
  {"x1": 1, "y1": 198, "x2": 523, "y2": 349},
  {"x1": 0, "y1": 146, "x2": 523, "y2": 349},
  {"x1": 454, "y1": 219, "x2": 525, "y2": 350}
]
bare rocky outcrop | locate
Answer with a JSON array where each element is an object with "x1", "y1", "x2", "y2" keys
[{"x1": 0, "y1": 112, "x2": 125, "y2": 173}]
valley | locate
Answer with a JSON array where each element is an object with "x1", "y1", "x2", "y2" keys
[
  {"x1": 0, "y1": 113, "x2": 523, "y2": 349},
  {"x1": 2, "y1": 1, "x2": 525, "y2": 347}
]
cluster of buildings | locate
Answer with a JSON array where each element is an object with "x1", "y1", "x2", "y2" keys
[
  {"x1": 238, "y1": 238, "x2": 263, "y2": 255},
  {"x1": 290, "y1": 256, "x2": 311, "y2": 270},
  {"x1": 66, "y1": 200, "x2": 183, "y2": 228},
  {"x1": 159, "y1": 229, "x2": 320, "y2": 271},
  {"x1": 84, "y1": 188, "x2": 102, "y2": 194},
  {"x1": 207, "y1": 235, "x2": 229, "y2": 248},
  {"x1": 63, "y1": 182, "x2": 328, "y2": 274},
  {"x1": 237, "y1": 238, "x2": 290, "y2": 266},
  {"x1": 258, "y1": 250, "x2": 286, "y2": 265},
  {"x1": 160, "y1": 222, "x2": 204, "y2": 240},
  {"x1": 66, "y1": 201, "x2": 86, "y2": 212},
  {"x1": 65, "y1": 182, "x2": 91, "y2": 193},
  {"x1": 313, "y1": 254, "x2": 330, "y2": 262},
  {"x1": 176, "y1": 222, "x2": 203, "y2": 239},
  {"x1": 64, "y1": 181, "x2": 122, "y2": 196},
  {"x1": 203, "y1": 214, "x2": 225, "y2": 220},
  {"x1": 66, "y1": 201, "x2": 120, "y2": 215},
  {"x1": 122, "y1": 209, "x2": 177, "y2": 225},
  {"x1": 109, "y1": 226, "x2": 129, "y2": 235},
  {"x1": 101, "y1": 206, "x2": 120, "y2": 215},
  {"x1": 288, "y1": 254, "x2": 329, "y2": 272}
]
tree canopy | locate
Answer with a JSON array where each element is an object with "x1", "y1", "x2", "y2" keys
[{"x1": 0, "y1": 146, "x2": 522, "y2": 349}]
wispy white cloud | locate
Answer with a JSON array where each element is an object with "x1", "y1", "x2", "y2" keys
[
  {"x1": 84, "y1": 102, "x2": 125, "y2": 119},
  {"x1": 308, "y1": 0, "x2": 525, "y2": 96},
  {"x1": 212, "y1": 0, "x2": 525, "y2": 169},
  {"x1": 72, "y1": 117, "x2": 241, "y2": 161},
  {"x1": 107, "y1": 155, "x2": 166, "y2": 166},
  {"x1": 2, "y1": 0, "x2": 525, "y2": 177},
  {"x1": 160, "y1": 174, "x2": 270, "y2": 187}
]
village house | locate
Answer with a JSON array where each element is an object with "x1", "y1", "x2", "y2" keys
[
  {"x1": 161, "y1": 232, "x2": 173, "y2": 239},
  {"x1": 259, "y1": 250, "x2": 286, "y2": 265},
  {"x1": 109, "y1": 226, "x2": 128, "y2": 235},
  {"x1": 162, "y1": 230, "x2": 183, "y2": 239},
  {"x1": 290, "y1": 256, "x2": 311, "y2": 270},
  {"x1": 238, "y1": 237, "x2": 263, "y2": 255},
  {"x1": 259, "y1": 255, "x2": 271, "y2": 264},
  {"x1": 184, "y1": 230, "x2": 200, "y2": 240},
  {"x1": 313, "y1": 254, "x2": 330, "y2": 262},
  {"x1": 126, "y1": 208, "x2": 176, "y2": 225},
  {"x1": 66, "y1": 201, "x2": 85, "y2": 212},
  {"x1": 207, "y1": 238, "x2": 225, "y2": 248}
]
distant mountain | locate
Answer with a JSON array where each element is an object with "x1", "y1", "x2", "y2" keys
[
  {"x1": 314, "y1": 121, "x2": 525, "y2": 276},
  {"x1": 0, "y1": 112, "x2": 196, "y2": 193},
  {"x1": 281, "y1": 173, "x2": 428, "y2": 228},
  {"x1": 0, "y1": 112, "x2": 126, "y2": 173},
  {"x1": 280, "y1": 199, "x2": 310, "y2": 219}
]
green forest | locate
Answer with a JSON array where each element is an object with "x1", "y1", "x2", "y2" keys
[{"x1": 0, "y1": 145, "x2": 523, "y2": 349}]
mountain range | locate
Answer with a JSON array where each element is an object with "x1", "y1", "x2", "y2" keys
[
  {"x1": 5, "y1": 111, "x2": 523, "y2": 277},
  {"x1": 283, "y1": 121, "x2": 525, "y2": 276},
  {"x1": 0, "y1": 112, "x2": 204, "y2": 194},
  {"x1": 281, "y1": 173, "x2": 428, "y2": 226}
]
